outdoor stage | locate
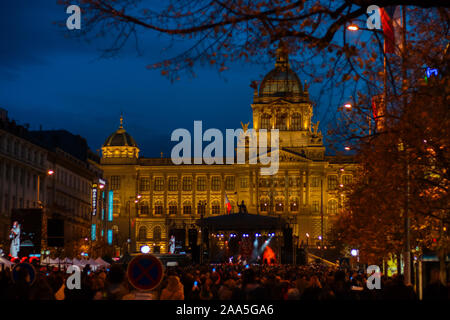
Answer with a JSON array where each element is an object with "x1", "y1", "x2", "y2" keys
[{"x1": 197, "y1": 212, "x2": 289, "y2": 264}]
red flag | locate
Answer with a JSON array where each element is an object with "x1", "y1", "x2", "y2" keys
[
  {"x1": 379, "y1": 7, "x2": 402, "y2": 55},
  {"x1": 225, "y1": 193, "x2": 232, "y2": 214}
]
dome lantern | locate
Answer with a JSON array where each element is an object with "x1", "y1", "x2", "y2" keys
[{"x1": 102, "y1": 115, "x2": 139, "y2": 159}]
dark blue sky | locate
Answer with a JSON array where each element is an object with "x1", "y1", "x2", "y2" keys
[{"x1": 1, "y1": 1, "x2": 347, "y2": 157}]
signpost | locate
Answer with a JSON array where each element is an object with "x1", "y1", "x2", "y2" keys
[{"x1": 127, "y1": 254, "x2": 164, "y2": 291}]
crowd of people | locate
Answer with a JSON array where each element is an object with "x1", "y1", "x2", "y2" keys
[{"x1": 0, "y1": 262, "x2": 448, "y2": 300}]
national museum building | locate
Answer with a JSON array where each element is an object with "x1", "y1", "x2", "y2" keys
[{"x1": 100, "y1": 48, "x2": 357, "y2": 255}]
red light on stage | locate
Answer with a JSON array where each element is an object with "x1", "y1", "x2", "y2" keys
[{"x1": 262, "y1": 246, "x2": 276, "y2": 265}]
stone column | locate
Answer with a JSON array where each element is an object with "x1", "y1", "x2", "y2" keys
[
  {"x1": 284, "y1": 170, "x2": 289, "y2": 214},
  {"x1": 177, "y1": 173, "x2": 181, "y2": 216},
  {"x1": 192, "y1": 174, "x2": 196, "y2": 216},
  {"x1": 206, "y1": 173, "x2": 211, "y2": 217},
  {"x1": 220, "y1": 173, "x2": 225, "y2": 214},
  {"x1": 149, "y1": 173, "x2": 154, "y2": 218}
]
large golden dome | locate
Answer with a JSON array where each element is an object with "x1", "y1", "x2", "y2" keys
[
  {"x1": 102, "y1": 115, "x2": 139, "y2": 159},
  {"x1": 103, "y1": 116, "x2": 138, "y2": 148},
  {"x1": 259, "y1": 43, "x2": 302, "y2": 98}
]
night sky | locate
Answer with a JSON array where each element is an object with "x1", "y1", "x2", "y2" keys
[{"x1": 1, "y1": 1, "x2": 341, "y2": 158}]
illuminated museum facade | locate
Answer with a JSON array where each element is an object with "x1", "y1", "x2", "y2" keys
[{"x1": 100, "y1": 48, "x2": 357, "y2": 255}]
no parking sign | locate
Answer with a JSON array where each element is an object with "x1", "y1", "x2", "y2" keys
[
  {"x1": 127, "y1": 254, "x2": 164, "y2": 291},
  {"x1": 12, "y1": 262, "x2": 36, "y2": 286}
]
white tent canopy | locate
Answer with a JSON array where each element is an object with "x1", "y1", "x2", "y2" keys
[{"x1": 94, "y1": 257, "x2": 110, "y2": 267}]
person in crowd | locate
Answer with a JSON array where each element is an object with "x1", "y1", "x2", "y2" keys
[
  {"x1": 423, "y1": 268, "x2": 448, "y2": 300},
  {"x1": 160, "y1": 274, "x2": 184, "y2": 300}
]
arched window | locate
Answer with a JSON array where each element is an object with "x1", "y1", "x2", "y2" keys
[
  {"x1": 260, "y1": 114, "x2": 271, "y2": 130},
  {"x1": 211, "y1": 201, "x2": 221, "y2": 215},
  {"x1": 198, "y1": 201, "x2": 206, "y2": 215},
  {"x1": 260, "y1": 198, "x2": 269, "y2": 212},
  {"x1": 276, "y1": 114, "x2": 287, "y2": 130},
  {"x1": 140, "y1": 201, "x2": 149, "y2": 215},
  {"x1": 275, "y1": 199, "x2": 284, "y2": 212},
  {"x1": 291, "y1": 113, "x2": 302, "y2": 130},
  {"x1": 153, "y1": 226, "x2": 161, "y2": 241},
  {"x1": 290, "y1": 198, "x2": 299, "y2": 212},
  {"x1": 328, "y1": 199, "x2": 338, "y2": 215},
  {"x1": 168, "y1": 201, "x2": 177, "y2": 215},
  {"x1": 138, "y1": 226, "x2": 147, "y2": 241},
  {"x1": 183, "y1": 201, "x2": 192, "y2": 215},
  {"x1": 154, "y1": 201, "x2": 163, "y2": 215}
]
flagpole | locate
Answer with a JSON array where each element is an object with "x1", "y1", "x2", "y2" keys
[{"x1": 401, "y1": 5, "x2": 411, "y2": 287}]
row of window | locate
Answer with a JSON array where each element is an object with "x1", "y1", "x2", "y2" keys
[
  {"x1": 112, "y1": 200, "x2": 226, "y2": 216},
  {"x1": 259, "y1": 198, "x2": 338, "y2": 214},
  {"x1": 0, "y1": 162, "x2": 38, "y2": 189},
  {"x1": 138, "y1": 226, "x2": 161, "y2": 241},
  {"x1": 257, "y1": 175, "x2": 353, "y2": 189},
  {"x1": 1, "y1": 194, "x2": 39, "y2": 212},
  {"x1": 260, "y1": 112, "x2": 303, "y2": 130},
  {"x1": 0, "y1": 135, "x2": 45, "y2": 166},
  {"x1": 113, "y1": 198, "x2": 340, "y2": 216},
  {"x1": 110, "y1": 175, "x2": 240, "y2": 192},
  {"x1": 110, "y1": 174, "x2": 353, "y2": 192},
  {"x1": 54, "y1": 167, "x2": 91, "y2": 195}
]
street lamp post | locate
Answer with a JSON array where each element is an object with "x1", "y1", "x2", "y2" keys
[{"x1": 127, "y1": 194, "x2": 141, "y2": 254}]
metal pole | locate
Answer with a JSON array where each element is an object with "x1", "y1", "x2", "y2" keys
[
  {"x1": 401, "y1": 5, "x2": 411, "y2": 287},
  {"x1": 320, "y1": 179, "x2": 324, "y2": 248}
]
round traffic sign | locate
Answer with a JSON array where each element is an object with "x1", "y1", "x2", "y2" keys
[
  {"x1": 12, "y1": 262, "x2": 36, "y2": 286},
  {"x1": 127, "y1": 254, "x2": 164, "y2": 291}
]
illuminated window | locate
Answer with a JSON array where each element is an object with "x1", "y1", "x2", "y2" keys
[
  {"x1": 276, "y1": 114, "x2": 287, "y2": 130},
  {"x1": 310, "y1": 176, "x2": 320, "y2": 188},
  {"x1": 154, "y1": 201, "x2": 163, "y2": 215},
  {"x1": 197, "y1": 177, "x2": 206, "y2": 191},
  {"x1": 168, "y1": 201, "x2": 177, "y2": 215},
  {"x1": 211, "y1": 201, "x2": 220, "y2": 215},
  {"x1": 198, "y1": 201, "x2": 206, "y2": 215},
  {"x1": 110, "y1": 176, "x2": 120, "y2": 190},
  {"x1": 260, "y1": 200, "x2": 268, "y2": 212},
  {"x1": 276, "y1": 200, "x2": 284, "y2": 212},
  {"x1": 225, "y1": 176, "x2": 235, "y2": 191},
  {"x1": 240, "y1": 177, "x2": 248, "y2": 189},
  {"x1": 140, "y1": 177, "x2": 150, "y2": 191},
  {"x1": 261, "y1": 114, "x2": 271, "y2": 130},
  {"x1": 182, "y1": 177, "x2": 192, "y2": 191},
  {"x1": 168, "y1": 177, "x2": 178, "y2": 191},
  {"x1": 211, "y1": 176, "x2": 221, "y2": 191},
  {"x1": 290, "y1": 198, "x2": 298, "y2": 212},
  {"x1": 183, "y1": 201, "x2": 192, "y2": 215},
  {"x1": 138, "y1": 226, "x2": 147, "y2": 241},
  {"x1": 327, "y1": 175, "x2": 338, "y2": 190},
  {"x1": 342, "y1": 175, "x2": 353, "y2": 185},
  {"x1": 113, "y1": 200, "x2": 120, "y2": 216},
  {"x1": 153, "y1": 226, "x2": 161, "y2": 241},
  {"x1": 154, "y1": 177, "x2": 164, "y2": 191},
  {"x1": 328, "y1": 199, "x2": 338, "y2": 215},
  {"x1": 291, "y1": 113, "x2": 302, "y2": 130},
  {"x1": 140, "y1": 201, "x2": 149, "y2": 215},
  {"x1": 312, "y1": 200, "x2": 320, "y2": 213}
]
